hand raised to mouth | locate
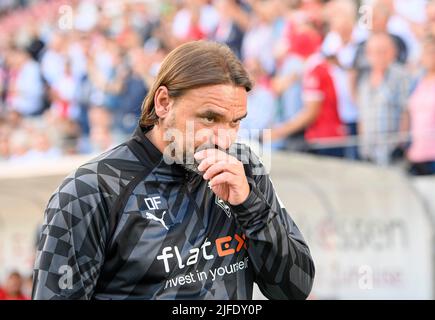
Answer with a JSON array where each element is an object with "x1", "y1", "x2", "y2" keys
[{"x1": 195, "y1": 148, "x2": 250, "y2": 206}]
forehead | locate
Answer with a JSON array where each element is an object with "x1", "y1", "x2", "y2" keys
[
  {"x1": 181, "y1": 84, "x2": 247, "y2": 111},
  {"x1": 367, "y1": 37, "x2": 392, "y2": 51}
]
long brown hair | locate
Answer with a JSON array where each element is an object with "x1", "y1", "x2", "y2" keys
[{"x1": 139, "y1": 41, "x2": 253, "y2": 127}]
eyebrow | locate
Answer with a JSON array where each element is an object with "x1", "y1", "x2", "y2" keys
[
  {"x1": 197, "y1": 108, "x2": 247, "y2": 122},
  {"x1": 233, "y1": 113, "x2": 248, "y2": 122}
]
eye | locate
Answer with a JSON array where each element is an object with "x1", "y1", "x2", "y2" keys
[
  {"x1": 230, "y1": 119, "x2": 241, "y2": 127},
  {"x1": 203, "y1": 116, "x2": 215, "y2": 124}
]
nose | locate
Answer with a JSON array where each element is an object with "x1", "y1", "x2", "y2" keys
[{"x1": 212, "y1": 127, "x2": 237, "y2": 151}]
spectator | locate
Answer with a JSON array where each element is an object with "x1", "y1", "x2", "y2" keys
[
  {"x1": 353, "y1": 1, "x2": 409, "y2": 80},
  {"x1": 212, "y1": 0, "x2": 250, "y2": 59},
  {"x1": 403, "y1": 35, "x2": 435, "y2": 175},
  {"x1": 378, "y1": 0, "x2": 423, "y2": 65},
  {"x1": 323, "y1": 0, "x2": 360, "y2": 159},
  {"x1": 7, "y1": 128, "x2": 30, "y2": 161},
  {"x1": 6, "y1": 46, "x2": 44, "y2": 116},
  {"x1": 239, "y1": 57, "x2": 277, "y2": 143},
  {"x1": 88, "y1": 106, "x2": 116, "y2": 153},
  {"x1": 86, "y1": 37, "x2": 123, "y2": 111},
  {"x1": 26, "y1": 22, "x2": 45, "y2": 62},
  {"x1": 270, "y1": 12, "x2": 318, "y2": 150},
  {"x1": 270, "y1": 24, "x2": 346, "y2": 158},
  {"x1": 0, "y1": 271, "x2": 28, "y2": 300},
  {"x1": 40, "y1": 32, "x2": 67, "y2": 86},
  {"x1": 113, "y1": 47, "x2": 149, "y2": 136},
  {"x1": 271, "y1": 51, "x2": 304, "y2": 150},
  {"x1": 171, "y1": 0, "x2": 220, "y2": 42},
  {"x1": 49, "y1": 60, "x2": 78, "y2": 119},
  {"x1": 357, "y1": 33, "x2": 411, "y2": 166},
  {"x1": 241, "y1": 0, "x2": 278, "y2": 74},
  {"x1": 25, "y1": 123, "x2": 61, "y2": 161}
]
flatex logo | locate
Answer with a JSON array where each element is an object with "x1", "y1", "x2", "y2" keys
[{"x1": 157, "y1": 234, "x2": 248, "y2": 273}]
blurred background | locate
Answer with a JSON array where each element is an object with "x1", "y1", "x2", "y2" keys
[{"x1": 0, "y1": 0, "x2": 434, "y2": 300}]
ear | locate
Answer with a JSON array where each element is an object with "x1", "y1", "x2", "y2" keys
[{"x1": 154, "y1": 86, "x2": 174, "y2": 120}]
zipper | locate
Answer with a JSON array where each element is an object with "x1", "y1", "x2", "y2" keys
[{"x1": 182, "y1": 171, "x2": 203, "y2": 221}]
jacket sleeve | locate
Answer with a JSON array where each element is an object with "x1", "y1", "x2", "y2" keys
[
  {"x1": 230, "y1": 148, "x2": 315, "y2": 300},
  {"x1": 32, "y1": 167, "x2": 109, "y2": 300}
]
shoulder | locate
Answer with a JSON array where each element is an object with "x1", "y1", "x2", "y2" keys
[
  {"x1": 391, "y1": 63, "x2": 407, "y2": 75},
  {"x1": 303, "y1": 55, "x2": 330, "y2": 83},
  {"x1": 305, "y1": 54, "x2": 327, "y2": 72},
  {"x1": 54, "y1": 143, "x2": 146, "y2": 209},
  {"x1": 388, "y1": 63, "x2": 409, "y2": 84}
]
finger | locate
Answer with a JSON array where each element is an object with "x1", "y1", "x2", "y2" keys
[
  {"x1": 197, "y1": 154, "x2": 230, "y2": 172},
  {"x1": 197, "y1": 156, "x2": 220, "y2": 172},
  {"x1": 197, "y1": 152, "x2": 237, "y2": 172},
  {"x1": 194, "y1": 148, "x2": 230, "y2": 162},
  {"x1": 199, "y1": 159, "x2": 226, "y2": 177},
  {"x1": 209, "y1": 172, "x2": 235, "y2": 188},
  {"x1": 203, "y1": 161, "x2": 239, "y2": 180}
]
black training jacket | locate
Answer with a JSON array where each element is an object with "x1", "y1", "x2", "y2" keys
[{"x1": 32, "y1": 125, "x2": 315, "y2": 300}]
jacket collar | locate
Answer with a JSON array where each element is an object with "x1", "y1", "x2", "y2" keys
[{"x1": 129, "y1": 124, "x2": 198, "y2": 181}]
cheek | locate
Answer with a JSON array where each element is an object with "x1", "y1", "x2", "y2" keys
[
  {"x1": 192, "y1": 125, "x2": 215, "y2": 146},
  {"x1": 174, "y1": 108, "x2": 199, "y2": 130},
  {"x1": 213, "y1": 127, "x2": 240, "y2": 148},
  {"x1": 165, "y1": 107, "x2": 188, "y2": 131}
]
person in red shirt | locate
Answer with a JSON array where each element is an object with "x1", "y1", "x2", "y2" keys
[
  {"x1": 0, "y1": 272, "x2": 29, "y2": 300},
  {"x1": 302, "y1": 55, "x2": 346, "y2": 144},
  {"x1": 271, "y1": 25, "x2": 345, "y2": 157}
]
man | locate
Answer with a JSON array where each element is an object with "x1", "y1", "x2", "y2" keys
[
  {"x1": 352, "y1": 1, "x2": 409, "y2": 81},
  {"x1": 32, "y1": 41, "x2": 315, "y2": 300},
  {"x1": 357, "y1": 33, "x2": 410, "y2": 166},
  {"x1": 270, "y1": 26, "x2": 346, "y2": 158}
]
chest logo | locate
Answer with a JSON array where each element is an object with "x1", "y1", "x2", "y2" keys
[
  {"x1": 143, "y1": 196, "x2": 170, "y2": 230},
  {"x1": 145, "y1": 211, "x2": 169, "y2": 230}
]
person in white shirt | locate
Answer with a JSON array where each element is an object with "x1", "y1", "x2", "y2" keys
[{"x1": 7, "y1": 47, "x2": 44, "y2": 117}]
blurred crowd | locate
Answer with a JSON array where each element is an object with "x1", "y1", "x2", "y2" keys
[{"x1": 1, "y1": 0, "x2": 435, "y2": 175}]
